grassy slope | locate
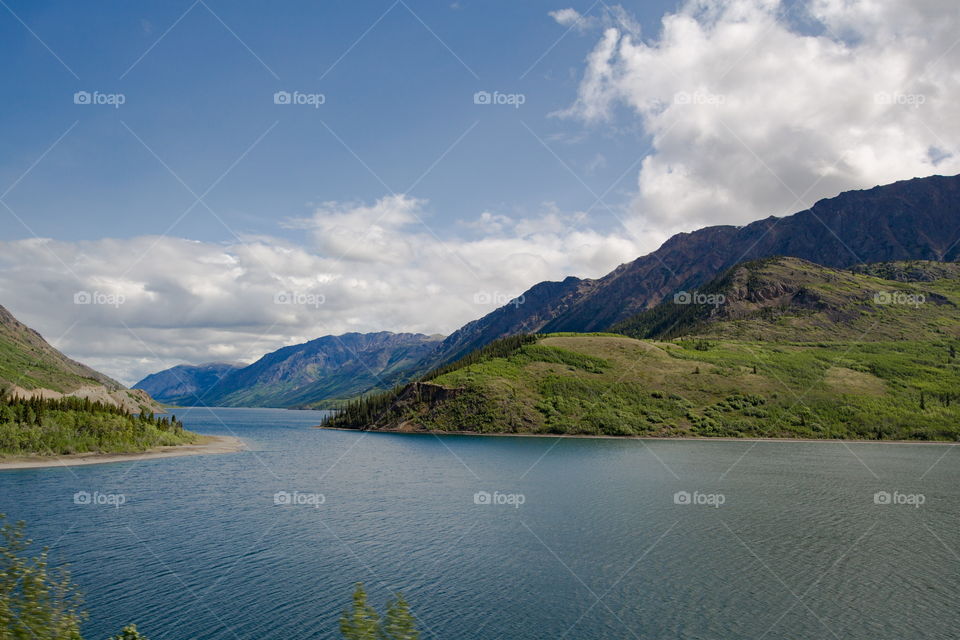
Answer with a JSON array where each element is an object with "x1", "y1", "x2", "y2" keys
[
  {"x1": 0, "y1": 305, "x2": 160, "y2": 414},
  {"x1": 0, "y1": 325, "x2": 117, "y2": 394},
  {"x1": 362, "y1": 336, "x2": 959, "y2": 440},
  {"x1": 326, "y1": 259, "x2": 960, "y2": 441},
  {"x1": 611, "y1": 257, "x2": 960, "y2": 342}
]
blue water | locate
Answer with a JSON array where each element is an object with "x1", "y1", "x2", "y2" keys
[{"x1": 2, "y1": 407, "x2": 959, "y2": 639}]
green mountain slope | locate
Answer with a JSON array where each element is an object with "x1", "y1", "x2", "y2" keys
[
  {"x1": 323, "y1": 259, "x2": 960, "y2": 441},
  {"x1": 0, "y1": 305, "x2": 158, "y2": 412},
  {"x1": 611, "y1": 257, "x2": 960, "y2": 342},
  {"x1": 420, "y1": 174, "x2": 960, "y2": 370}
]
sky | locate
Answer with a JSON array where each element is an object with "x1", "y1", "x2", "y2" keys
[{"x1": 1, "y1": 0, "x2": 959, "y2": 385}]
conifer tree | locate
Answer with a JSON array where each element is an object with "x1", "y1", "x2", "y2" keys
[
  {"x1": 340, "y1": 583, "x2": 380, "y2": 640},
  {"x1": 109, "y1": 624, "x2": 149, "y2": 640},
  {"x1": 379, "y1": 593, "x2": 419, "y2": 640}
]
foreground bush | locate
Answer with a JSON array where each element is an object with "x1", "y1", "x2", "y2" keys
[{"x1": 340, "y1": 583, "x2": 420, "y2": 640}]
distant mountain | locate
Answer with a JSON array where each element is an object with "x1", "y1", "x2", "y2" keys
[
  {"x1": 422, "y1": 174, "x2": 960, "y2": 368},
  {"x1": 133, "y1": 363, "x2": 244, "y2": 406},
  {"x1": 136, "y1": 332, "x2": 445, "y2": 409},
  {"x1": 0, "y1": 304, "x2": 158, "y2": 412},
  {"x1": 612, "y1": 256, "x2": 960, "y2": 342}
]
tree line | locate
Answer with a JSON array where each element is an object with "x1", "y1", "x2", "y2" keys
[
  {"x1": 0, "y1": 388, "x2": 194, "y2": 455},
  {"x1": 0, "y1": 390, "x2": 184, "y2": 433}
]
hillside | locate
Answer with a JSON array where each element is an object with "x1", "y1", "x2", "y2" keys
[
  {"x1": 612, "y1": 257, "x2": 960, "y2": 342},
  {"x1": 420, "y1": 174, "x2": 960, "y2": 369},
  {"x1": 324, "y1": 260, "x2": 960, "y2": 441},
  {"x1": 134, "y1": 363, "x2": 243, "y2": 406},
  {"x1": 0, "y1": 304, "x2": 159, "y2": 413},
  {"x1": 138, "y1": 332, "x2": 445, "y2": 409}
]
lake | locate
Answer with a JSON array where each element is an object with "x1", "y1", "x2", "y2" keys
[{"x1": 2, "y1": 407, "x2": 958, "y2": 639}]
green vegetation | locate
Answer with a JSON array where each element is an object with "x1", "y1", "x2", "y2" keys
[
  {"x1": 612, "y1": 257, "x2": 960, "y2": 343},
  {"x1": 0, "y1": 337, "x2": 101, "y2": 397},
  {"x1": 324, "y1": 259, "x2": 960, "y2": 442},
  {"x1": 107, "y1": 626, "x2": 148, "y2": 640},
  {"x1": 327, "y1": 335, "x2": 541, "y2": 428},
  {"x1": 0, "y1": 305, "x2": 118, "y2": 396},
  {"x1": 0, "y1": 391, "x2": 198, "y2": 457},
  {"x1": 2, "y1": 519, "x2": 417, "y2": 640},
  {"x1": 0, "y1": 305, "x2": 160, "y2": 415},
  {"x1": 1, "y1": 516, "x2": 145, "y2": 640},
  {"x1": 340, "y1": 583, "x2": 419, "y2": 640},
  {"x1": 0, "y1": 515, "x2": 85, "y2": 639}
]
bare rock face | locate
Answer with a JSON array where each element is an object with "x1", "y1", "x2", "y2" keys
[
  {"x1": 8, "y1": 385, "x2": 160, "y2": 413},
  {"x1": 422, "y1": 174, "x2": 960, "y2": 366}
]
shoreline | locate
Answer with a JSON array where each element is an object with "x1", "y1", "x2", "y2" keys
[
  {"x1": 0, "y1": 435, "x2": 247, "y2": 470},
  {"x1": 315, "y1": 426, "x2": 958, "y2": 446}
]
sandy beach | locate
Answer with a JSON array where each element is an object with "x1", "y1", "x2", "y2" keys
[{"x1": 0, "y1": 435, "x2": 247, "y2": 470}]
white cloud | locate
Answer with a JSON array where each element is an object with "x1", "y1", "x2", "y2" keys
[
  {"x1": 549, "y1": 6, "x2": 641, "y2": 36},
  {"x1": 549, "y1": 8, "x2": 588, "y2": 30},
  {"x1": 460, "y1": 212, "x2": 514, "y2": 235},
  {"x1": 562, "y1": 0, "x2": 960, "y2": 246},
  {"x1": 6, "y1": 0, "x2": 957, "y2": 390},
  {"x1": 0, "y1": 196, "x2": 639, "y2": 385}
]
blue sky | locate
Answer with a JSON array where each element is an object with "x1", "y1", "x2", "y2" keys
[
  {"x1": 0, "y1": 0, "x2": 674, "y2": 244},
  {"x1": 1, "y1": 0, "x2": 957, "y2": 384}
]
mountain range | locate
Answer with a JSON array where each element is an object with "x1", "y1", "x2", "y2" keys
[
  {"x1": 324, "y1": 256, "x2": 960, "y2": 440},
  {"x1": 132, "y1": 363, "x2": 244, "y2": 407},
  {"x1": 139, "y1": 173, "x2": 960, "y2": 409},
  {"x1": 425, "y1": 174, "x2": 960, "y2": 367},
  {"x1": 135, "y1": 332, "x2": 443, "y2": 408}
]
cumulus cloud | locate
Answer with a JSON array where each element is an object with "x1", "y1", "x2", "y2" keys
[
  {"x1": 561, "y1": 0, "x2": 960, "y2": 246},
  {"x1": 6, "y1": 0, "x2": 957, "y2": 388},
  {"x1": 0, "y1": 196, "x2": 639, "y2": 384}
]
